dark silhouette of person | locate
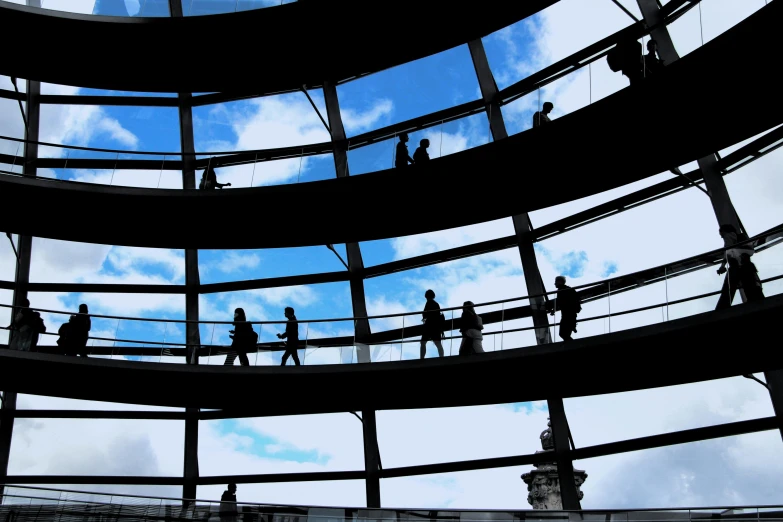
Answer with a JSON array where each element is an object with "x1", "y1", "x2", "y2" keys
[
  {"x1": 395, "y1": 133, "x2": 415, "y2": 168},
  {"x1": 643, "y1": 39, "x2": 664, "y2": 77},
  {"x1": 71, "y1": 304, "x2": 91, "y2": 357},
  {"x1": 226, "y1": 308, "x2": 254, "y2": 367},
  {"x1": 57, "y1": 316, "x2": 75, "y2": 356},
  {"x1": 607, "y1": 39, "x2": 644, "y2": 86},
  {"x1": 420, "y1": 289, "x2": 445, "y2": 359},
  {"x1": 199, "y1": 165, "x2": 231, "y2": 190},
  {"x1": 8, "y1": 298, "x2": 45, "y2": 352},
  {"x1": 277, "y1": 307, "x2": 301, "y2": 366},
  {"x1": 550, "y1": 276, "x2": 581, "y2": 341},
  {"x1": 715, "y1": 224, "x2": 764, "y2": 309},
  {"x1": 219, "y1": 483, "x2": 238, "y2": 521},
  {"x1": 413, "y1": 139, "x2": 431, "y2": 164},
  {"x1": 458, "y1": 301, "x2": 484, "y2": 356},
  {"x1": 533, "y1": 102, "x2": 554, "y2": 128}
]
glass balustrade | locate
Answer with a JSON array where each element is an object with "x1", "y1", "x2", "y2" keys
[
  {"x1": 2, "y1": 230, "x2": 780, "y2": 367},
  {"x1": 1, "y1": 485, "x2": 781, "y2": 522}
]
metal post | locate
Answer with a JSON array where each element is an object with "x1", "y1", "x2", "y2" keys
[
  {"x1": 1, "y1": 4, "x2": 40, "y2": 495},
  {"x1": 547, "y1": 398, "x2": 582, "y2": 510},
  {"x1": 322, "y1": 80, "x2": 373, "y2": 362},
  {"x1": 323, "y1": 80, "x2": 379, "y2": 505},
  {"x1": 361, "y1": 409, "x2": 382, "y2": 508},
  {"x1": 468, "y1": 38, "x2": 576, "y2": 506},
  {"x1": 170, "y1": 0, "x2": 202, "y2": 502},
  {"x1": 467, "y1": 39, "x2": 552, "y2": 345},
  {"x1": 182, "y1": 408, "x2": 200, "y2": 507}
]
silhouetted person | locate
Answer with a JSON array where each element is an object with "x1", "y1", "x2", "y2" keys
[
  {"x1": 533, "y1": 102, "x2": 554, "y2": 128},
  {"x1": 458, "y1": 301, "x2": 484, "y2": 356},
  {"x1": 57, "y1": 316, "x2": 76, "y2": 356},
  {"x1": 226, "y1": 308, "x2": 255, "y2": 367},
  {"x1": 607, "y1": 39, "x2": 644, "y2": 86},
  {"x1": 71, "y1": 304, "x2": 91, "y2": 357},
  {"x1": 395, "y1": 133, "x2": 415, "y2": 168},
  {"x1": 643, "y1": 39, "x2": 664, "y2": 77},
  {"x1": 550, "y1": 276, "x2": 581, "y2": 341},
  {"x1": 8, "y1": 298, "x2": 45, "y2": 352},
  {"x1": 219, "y1": 483, "x2": 238, "y2": 522},
  {"x1": 277, "y1": 307, "x2": 301, "y2": 366},
  {"x1": 199, "y1": 166, "x2": 231, "y2": 190},
  {"x1": 420, "y1": 289, "x2": 445, "y2": 359},
  {"x1": 413, "y1": 139, "x2": 431, "y2": 164},
  {"x1": 715, "y1": 224, "x2": 764, "y2": 309}
]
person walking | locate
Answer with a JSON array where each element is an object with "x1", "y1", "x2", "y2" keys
[
  {"x1": 419, "y1": 290, "x2": 445, "y2": 359},
  {"x1": 277, "y1": 307, "x2": 301, "y2": 366},
  {"x1": 226, "y1": 308, "x2": 256, "y2": 367},
  {"x1": 715, "y1": 224, "x2": 764, "y2": 309},
  {"x1": 550, "y1": 276, "x2": 581, "y2": 341},
  {"x1": 219, "y1": 483, "x2": 238, "y2": 522},
  {"x1": 395, "y1": 133, "x2": 415, "y2": 168}
]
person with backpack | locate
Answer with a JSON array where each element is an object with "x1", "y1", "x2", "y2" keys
[
  {"x1": 226, "y1": 308, "x2": 256, "y2": 367},
  {"x1": 8, "y1": 298, "x2": 45, "y2": 352},
  {"x1": 550, "y1": 276, "x2": 581, "y2": 341},
  {"x1": 715, "y1": 224, "x2": 764, "y2": 309},
  {"x1": 276, "y1": 307, "x2": 301, "y2": 366},
  {"x1": 420, "y1": 289, "x2": 445, "y2": 358}
]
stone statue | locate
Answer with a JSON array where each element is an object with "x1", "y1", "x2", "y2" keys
[
  {"x1": 521, "y1": 418, "x2": 587, "y2": 509},
  {"x1": 540, "y1": 418, "x2": 554, "y2": 451}
]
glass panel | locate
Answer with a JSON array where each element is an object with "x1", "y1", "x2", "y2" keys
[
  {"x1": 337, "y1": 45, "x2": 480, "y2": 136},
  {"x1": 8, "y1": 419, "x2": 184, "y2": 476}
]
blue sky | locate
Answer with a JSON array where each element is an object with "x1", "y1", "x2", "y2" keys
[{"x1": 1, "y1": 0, "x2": 782, "y2": 510}]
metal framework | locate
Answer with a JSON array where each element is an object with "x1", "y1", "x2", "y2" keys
[{"x1": 0, "y1": 0, "x2": 780, "y2": 508}]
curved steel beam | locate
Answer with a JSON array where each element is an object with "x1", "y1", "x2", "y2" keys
[
  {"x1": 1, "y1": 294, "x2": 783, "y2": 412},
  {"x1": 0, "y1": 4, "x2": 778, "y2": 249},
  {"x1": 0, "y1": 0, "x2": 557, "y2": 93}
]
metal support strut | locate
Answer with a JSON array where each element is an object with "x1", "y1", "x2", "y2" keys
[
  {"x1": 322, "y1": 80, "x2": 379, "y2": 506},
  {"x1": 469, "y1": 38, "x2": 579, "y2": 508}
]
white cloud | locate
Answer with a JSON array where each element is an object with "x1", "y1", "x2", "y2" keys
[
  {"x1": 213, "y1": 252, "x2": 261, "y2": 273},
  {"x1": 341, "y1": 99, "x2": 393, "y2": 134}
]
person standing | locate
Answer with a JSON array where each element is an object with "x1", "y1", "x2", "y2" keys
[
  {"x1": 395, "y1": 133, "x2": 415, "y2": 168},
  {"x1": 277, "y1": 307, "x2": 301, "y2": 366},
  {"x1": 550, "y1": 276, "x2": 581, "y2": 341},
  {"x1": 413, "y1": 139, "x2": 431, "y2": 164},
  {"x1": 71, "y1": 303, "x2": 92, "y2": 357},
  {"x1": 419, "y1": 290, "x2": 445, "y2": 359},
  {"x1": 533, "y1": 102, "x2": 554, "y2": 128},
  {"x1": 219, "y1": 483, "x2": 238, "y2": 522},
  {"x1": 458, "y1": 301, "x2": 484, "y2": 356},
  {"x1": 8, "y1": 298, "x2": 45, "y2": 352}
]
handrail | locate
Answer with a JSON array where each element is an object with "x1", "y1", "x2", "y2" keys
[
  {"x1": 2, "y1": 227, "x2": 780, "y2": 332},
  {"x1": 0, "y1": 0, "x2": 701, "y2": 169},
  {"x1": 3, "y1": 483, "x2": 783, "y2": 512}
]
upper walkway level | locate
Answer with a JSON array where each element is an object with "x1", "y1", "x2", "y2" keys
[
  {"x1": 1, "y1": 0, "x2": 781, "y2": 249},
  {"x1": 0, "y1": 0, "x2": 555, "y2": 94}
]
